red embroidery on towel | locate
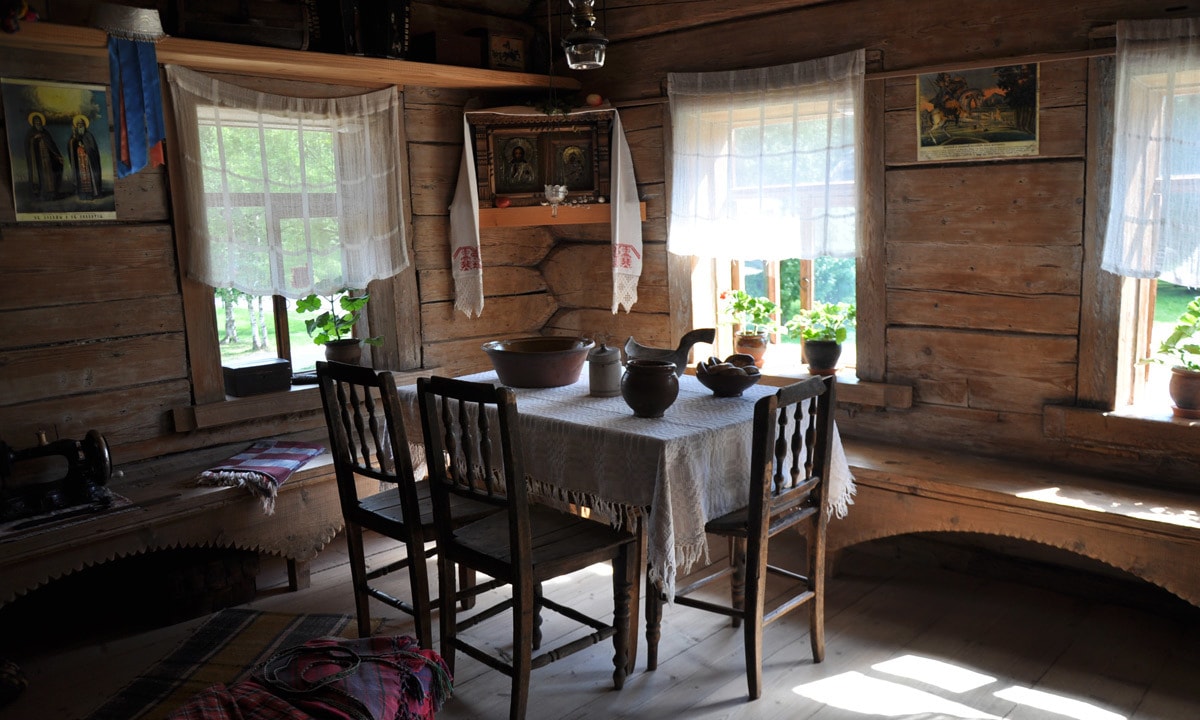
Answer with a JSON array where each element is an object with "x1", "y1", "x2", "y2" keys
[
  {"x1": 453, "y1": 246, "x2": 482, "y2": 271},
  {"x1": 613, "y1": 243, "x2": 642, "y2": 269}
]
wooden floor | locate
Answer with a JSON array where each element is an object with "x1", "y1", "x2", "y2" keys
[{"x1": 3, "y1": 531, "x2": 1200, "y2": 720}]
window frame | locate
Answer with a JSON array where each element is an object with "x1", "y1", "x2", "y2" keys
[{"x1": 163, "y1": 74, "x2": 419, "y2": 424}]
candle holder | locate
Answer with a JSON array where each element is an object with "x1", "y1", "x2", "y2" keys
[{"x1": 544, "y1": 184, "x2": 568, "y2": 217}]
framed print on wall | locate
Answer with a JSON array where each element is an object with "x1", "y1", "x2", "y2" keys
[
  {"x1": 1, "y1": 77, "x2": 117, "y2": 221},
  {"x1": 488, "y1": 34, "x2": 526, "y2": 71},
  {"x1": 916, "y1": 63, "x2": 1039, "y2": 162}
]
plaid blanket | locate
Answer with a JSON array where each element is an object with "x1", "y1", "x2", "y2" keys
[
  {"x1": 164, "y1": 635, "x2": 451, "y2": 720},
  {"x1": 197, "y1": 440, "x2": 324, "y2": 515}
]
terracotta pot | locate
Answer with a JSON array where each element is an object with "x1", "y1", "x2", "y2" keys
[
  {"x1": 733, "y1": 332, "x2": 769, "y2": 368},
  {"x1": 620, "y1": 359, "x2": 679, "y2": 418},
  {"x1": 324, "y1": 339, "x2": 363, "y2": 366},
  {"x1": 803, "y1": 340, "x2": 842, "y2": 376},
  {"x1": 1169, "y1": 366, "x2": 1200, "y2": 418}
]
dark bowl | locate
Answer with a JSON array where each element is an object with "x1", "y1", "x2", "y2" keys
[
  {"x1": 482, "y1": 336, "x2": 595, "y2": 388},
  {"x1": 695, "y1": 367, "x2": 762, "y2": 397}
]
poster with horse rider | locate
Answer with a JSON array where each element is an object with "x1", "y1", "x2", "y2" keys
[
  {"x1": 917, "y1": 63, "x2": 1039, "y2": 162},
  {"x1": 2, "y1": 77, "x2": 117, "y2": 222}
]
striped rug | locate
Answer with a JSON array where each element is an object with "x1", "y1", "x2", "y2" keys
[{"x1": 87, "y1": 609, "x2": 356, "y2": 720}]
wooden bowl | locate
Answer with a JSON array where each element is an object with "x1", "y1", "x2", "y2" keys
[
  {"x1": 482, "y1": 336, "x2": 595, "y2": 388},
  {"x1": 695, "y1": 367, "x2": 761, "y2": 397}
]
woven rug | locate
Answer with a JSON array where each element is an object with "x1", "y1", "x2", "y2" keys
[{"x1": 86, "y1": 609, "x2": 357, "y2": 720}]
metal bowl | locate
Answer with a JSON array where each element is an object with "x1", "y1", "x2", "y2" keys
[{"x1": 482, "y1": 336, "x2": 595, "y2": 388}]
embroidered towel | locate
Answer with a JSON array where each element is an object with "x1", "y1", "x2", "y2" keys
[
  {"x1": 448, "y1": 105, "x2": 642, "y2": 318},
  {"x1": 197, "y1": 440, "x2": 324, "y2": 515}
]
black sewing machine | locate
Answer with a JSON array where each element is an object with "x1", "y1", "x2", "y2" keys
[{"x1": 0, "y1": 430, "x2": 113, "y2": 523}]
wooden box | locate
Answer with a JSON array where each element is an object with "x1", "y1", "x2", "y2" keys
[{"x1": 222, "y1": 358, "x2": 292, "y2": 397}]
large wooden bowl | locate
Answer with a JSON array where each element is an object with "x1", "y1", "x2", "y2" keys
[{"x1": 482, "y1": 336, "x2": 596, "y2": 388}]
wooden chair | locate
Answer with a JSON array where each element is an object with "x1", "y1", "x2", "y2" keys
[
  {"x1": 315, "y1": 361, "x2": 498, "y2": 648},
  {"x1": 416, "y1": 375, "x2": 639, "y2": 720},
  {"x1": 645, "y1": 375, "x2": 836, "y2": 700}
]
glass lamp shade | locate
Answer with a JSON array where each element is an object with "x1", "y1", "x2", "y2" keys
[{"x1": 563, "y1": 34, "x2": 607, "y2": 70}]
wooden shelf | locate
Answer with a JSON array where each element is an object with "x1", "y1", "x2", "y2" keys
[
  {"x1": 478, "y1": 202, "x2": 646, "y2": 227},
  {"x1": 0, "y1": 22, "x2": 581, "y2": 91}
]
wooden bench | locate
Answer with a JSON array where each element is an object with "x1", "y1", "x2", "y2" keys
[
  {"x1": 0, "y1": 441, "x2": 359, "y2": 609},
  {"x1": 832, "y1": 439, "x2": 1200, "y2": 608}
]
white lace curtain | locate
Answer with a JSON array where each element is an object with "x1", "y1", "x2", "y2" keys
[
  {"x1": 667, "y1": 49, "x2": 864, "y2": 260},
  {"x1": 165, "y1": 65, "x2": 408, "y2": 298},
  {"x1": 1103, "y1": 19, "x2": 1200, "y2": 287}
]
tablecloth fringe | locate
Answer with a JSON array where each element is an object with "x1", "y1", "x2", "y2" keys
[{"x1": 526, "y1": 478, "x2": 643, "y2": 532}]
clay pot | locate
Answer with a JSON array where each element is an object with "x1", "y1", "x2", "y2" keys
[
  {"x1": 803, "y1": 340, "x2": 842, "y2": 376},
  {"x1": 620, "y1": 359, "x2": 679, "y2": 418},
  {"x1": 324, "y1": 339, "x2": 363, "y2": 365},
  {"x1": 733, "y1": 331, "x2": 768, "y2": 368},
  {"x1": 1169, "y1": 366, "x2": 1200, "y2": 419}
]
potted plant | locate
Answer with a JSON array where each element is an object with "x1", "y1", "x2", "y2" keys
[
  {"x1": 297, "y1": 290, "x2": 381, "y2": 365},
  {"x1": 719, "y1": 289, "x2": 783, "y2": 367},
  {"x1": 1141, "y1": 295, "x2": 1200, "y2": 417},
  {"x1": 787, "y1": 301, "x2": 856, "y2": 376}
]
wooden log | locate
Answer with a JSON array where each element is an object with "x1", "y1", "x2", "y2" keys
[
  {"x1": 0, "y1": 225, "x2": 177, "y2": 310},
  {"x1": 404, "y1": 87, "x2": 472, "y2": 144},
  {"x1": 544, "y1": 309, "x2": 672, "y2": 352},
  {"x1": 886, "y1": 327, "x2": 1077, "y2": 413},
  {"x1": 889, "y1": 288, "x2": 1080, "y2": 335},
  {"x1": 419, "y1": 294, "x2": 556, "y2": 342},
  {"x1": 624, "y1": 126, "x2": 665, "y2": 185},
  {"x1": 886, "y1": 162, "x2": 1084, "y2": 245},
  {"x1": 887, "y1": 243, "x2": 1081, "y2": 295},
  {"x1": 542, "y1": 243, "x2": 667, "y2": 311},
  {"x1": 0, "y1": 334, "x2": 189, "y2": 406},
  {"x1": 0, "y1": 379, "x2": 191, "y2": 456},
  {"x1": 0, "y1": 295, "x2": 184, "y2": 350},
  {"x1": 408, "y1": 142, "x2": 461, "y2": 216},
  {"x1": 422, "y1": 337, "x2": 495, "y2": 377},
  {"x1": 419, "y1": 266, "x2": 546, "y2": 302}
]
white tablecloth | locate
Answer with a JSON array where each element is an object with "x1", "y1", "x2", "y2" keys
[{"x1": 397, "y1": 371, "x2": 854, "y2": 600}]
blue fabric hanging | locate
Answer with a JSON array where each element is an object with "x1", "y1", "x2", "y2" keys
[{"x1": 107, "y1": 36, "x2": 165, "y2": 178}]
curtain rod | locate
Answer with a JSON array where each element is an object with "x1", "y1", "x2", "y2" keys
[{"x1": 867, "y1": 45, "x2": 1114, "y2": 81}]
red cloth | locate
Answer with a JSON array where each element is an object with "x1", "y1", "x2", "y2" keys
[{"x1": 165, "y1": 635, "x2": 450, "y2": 720}]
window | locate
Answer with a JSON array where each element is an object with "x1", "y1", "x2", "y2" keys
[
  {"x1": 165, "y1": 65, "x2": 409, "y2": 393},
  {"x1": 1102, "y1": 19, "x2": 1200, "y2": 410},
  {"x1": 667, "y1": 51, "x2": 863, "y2": 371}
]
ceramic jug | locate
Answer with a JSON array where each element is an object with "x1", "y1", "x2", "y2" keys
[
  {"x1": 588, "y1": 343, "x2": 622, "y2": 397},
  {"x1": 620, "y1": 359, "x2": 679, "y2": 418}
]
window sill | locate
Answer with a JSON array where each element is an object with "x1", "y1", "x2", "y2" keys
[
  {"x1": 173, "y1": 385, "x2": 322, "y2": 432},
  {"x1": 1043, "y1": 404, "x2": 1200, "y2": 451},
  {"x1": 757, "y1": 371, "x2": 913, "y2": 409}
]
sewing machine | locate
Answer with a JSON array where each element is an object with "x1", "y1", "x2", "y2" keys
[{"x1": 0, "y1": 430, "x2": 113, "y2": 523}]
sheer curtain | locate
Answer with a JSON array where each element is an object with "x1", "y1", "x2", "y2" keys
[
  {"x1": 667, "y1": 49, "x2": 864, "y2": 260},
  {"x1": 165, "y1": 65, "x2": 408, "y2": 298},
  {"x1": 1103, "y1": 19, "x2": 1200, "y2": 287}
]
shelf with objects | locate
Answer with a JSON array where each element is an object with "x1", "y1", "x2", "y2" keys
[
  {"x1": 0, "y1": 22, "x2": 581, "y2": 91},
  {"x1": 462, "y1": 104, "x2": 645, "y2": 227}
]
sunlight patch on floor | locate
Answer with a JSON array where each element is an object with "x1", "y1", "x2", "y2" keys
[
  {"x1": 994, "y1": 686, "x2": 1126, "y2": 720},
  {"x1": 872, "y1": 654, "x2": 996, "y2": 692},
  {"x1": 791, "y1": 671, "x2": 1002, "y2": 718}
]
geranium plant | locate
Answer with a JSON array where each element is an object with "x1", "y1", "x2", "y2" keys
[
  {"x1": 719, "y1": 290, "x2": 783, "y2": 335},
  {"x1": 297, "y1": 291, "x2": 382, "y2": 346},
  {"x1": 1142, "y1": 295, "x2": 1200, "y2": 372},
  {"x1": 787, "y1": 301, "x2": 857, "y2": 343}
]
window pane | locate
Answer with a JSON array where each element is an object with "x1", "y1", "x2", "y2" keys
[
  {"x1": 287, "y1": 296, "x2": 324, "y2": 373},
  {"x1": 213, "y1": 290, "x2": 278, "y2": 369}
]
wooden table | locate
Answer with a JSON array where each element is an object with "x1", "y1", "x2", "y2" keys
[{"x1": 398, "y1": 371, "x2": 854, "y2": 600}]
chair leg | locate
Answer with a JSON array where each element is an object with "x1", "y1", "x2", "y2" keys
[
  {"x1": 810, "y1": 525, "x2": 827, "y2": 663},
  {"x1": 644, "y1": 565, "x2": 663, "y2": 671},
  {"x1": 458, "y1": 564, "x2": 477, "y2": 610},
  {"x1": 511, "y1": 577, "x2": 536, "y2": 720},
  {"x1": 532, "y1": 583, "x2": 544, "y2": 651},
  {"x1": 406, "y1": 539, "x2": 434, "y2": 649},
  {"x1": 730, "y1": 536, "x2": 748, "y2": 629},
  {"x1": 343, "y1": 522, "x2": 373, "y2": 638},
  {"x1": 610, "y1": 543, "x2": 635, "y2": 690},
  {"x1": 743, "y1": 547, "x2": 767, "y2": 701},
  {"x1": 438, "y1": 553, "x2": 458, "y2": 678}
]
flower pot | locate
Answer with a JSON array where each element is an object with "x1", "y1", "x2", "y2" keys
[
  {"x1": 803, "y1": 340, "x2": 842, "y2": 376},
  {"x1": 323, "y1": 338, "x2": 363, "y2": 365},
  {"x1": 1169, "y1": 366, "x2": 1200, "y2": 419},
  {"x1": 733, "y1": 331, "x2": 769, "y2": 368}
]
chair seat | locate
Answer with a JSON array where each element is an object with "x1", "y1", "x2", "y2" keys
[
  {"x1": 352, "y1": 481, "x2": 495, "y2": 536},
  {"x1": 453, "y1": 504, "x2": 635, "y2": 582},
  {"x1": 706, "y1": 502, "x2": 818, "y2": 537}
]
